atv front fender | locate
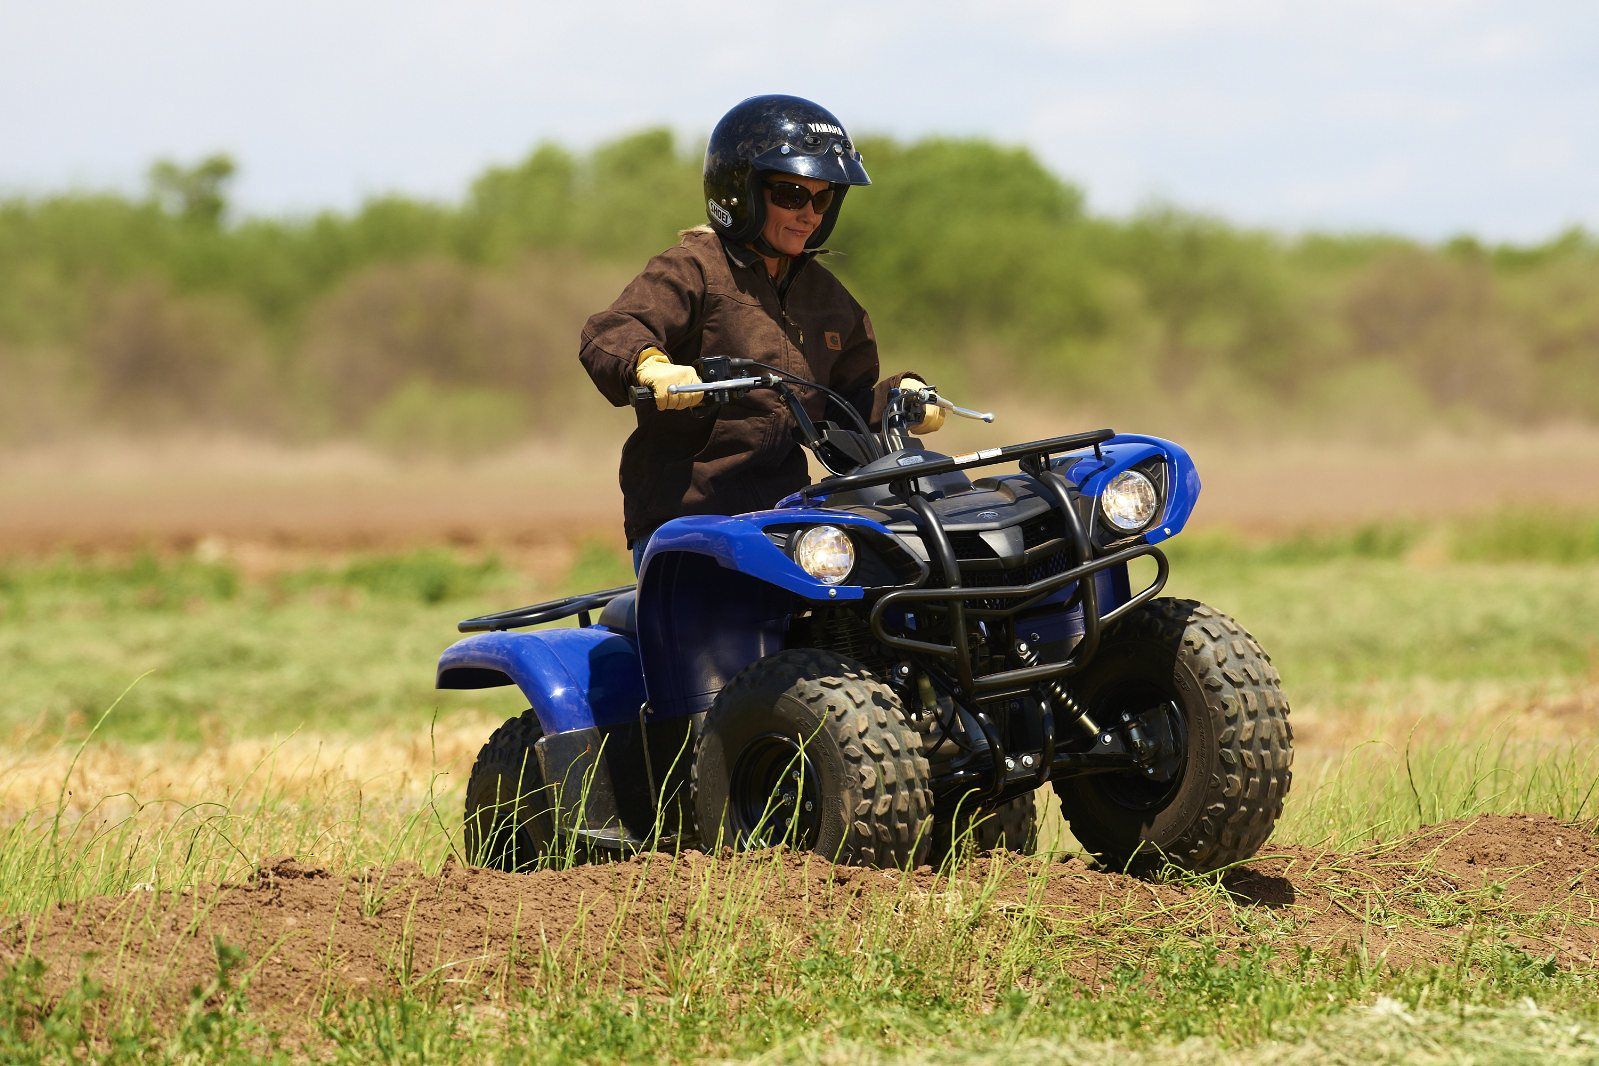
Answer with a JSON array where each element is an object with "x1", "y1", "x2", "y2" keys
[
  {"x1": 435, "y1": 627, "x2": 645, "y2": 734},
  {"x1": 634, "y1": 510, "x2": 913, "y2": 721}
]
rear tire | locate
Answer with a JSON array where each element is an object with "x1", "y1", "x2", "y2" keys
[
  {"x1": 692, "y1": 649, "x2": 933, "y2": 868},
  {"x1": 463, "y1": 709, "x2": 562, "y2": 871},
  {"x1": 1054, "y1": 598, "x2": 1292, "y2": 875}
]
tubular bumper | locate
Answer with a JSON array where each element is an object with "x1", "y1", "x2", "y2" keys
[{"x1": 868, "y1": 541, "x2": 1168, "y2": 696}]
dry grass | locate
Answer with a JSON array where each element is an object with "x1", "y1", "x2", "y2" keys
[
  {"x1": 0, "y1": 718, "x2": 496, "y2": 826},
  {"x1": 5, "y1": 676, "x2": 1592, "y2": 899}
]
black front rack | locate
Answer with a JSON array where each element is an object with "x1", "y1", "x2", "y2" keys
[
  {"x1": 821, "y1": 432, "x2": 1164, "y2": 702},
  {"x1": 799, "y1": 428, "x2": 1115, "y2": 500}
]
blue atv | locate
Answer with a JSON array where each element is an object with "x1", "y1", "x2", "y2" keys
[{"x1": 438, "y1": 357, "x2": 1292, "y2": 872}]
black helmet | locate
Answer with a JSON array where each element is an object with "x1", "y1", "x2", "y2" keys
[{"x1": 703, "y1": 94, "x2": 870, "y2": 251}]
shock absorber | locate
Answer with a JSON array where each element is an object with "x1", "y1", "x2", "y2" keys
[{"x1": 1014, "y1": 640, "x2": 1102, "y2": 738}]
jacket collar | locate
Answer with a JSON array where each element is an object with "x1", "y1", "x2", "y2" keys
[{"x1": 719, "y1": 236, "x2": 761, "y2": 269}]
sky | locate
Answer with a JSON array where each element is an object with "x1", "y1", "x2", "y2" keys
[{"x1": 2, "y1": 0, "x2": 1595, "y2": 243}]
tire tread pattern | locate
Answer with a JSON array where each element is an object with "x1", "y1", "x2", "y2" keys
[
  {"x1": 463, "y1": 708, "x2": 555, "y2": 870},
  {"x1": 1064, "y1": 597, "x2": 1293, "y2": 873},
  {"x1": 692, "y1": 649, "x2": 934, "y2": 868}
]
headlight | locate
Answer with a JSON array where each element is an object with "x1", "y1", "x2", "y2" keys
[
  {"x1": 1100, "y1": 470, "x2": 1159, "y2": 532},
  {"x1": 793, "y1": 525, "x2": 856, "y2": 585}
]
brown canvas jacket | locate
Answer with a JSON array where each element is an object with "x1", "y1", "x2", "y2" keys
[{"x1": 579, "y1": 228, "x2": 915, "y2": 544}]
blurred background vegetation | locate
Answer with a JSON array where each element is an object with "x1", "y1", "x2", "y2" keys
[{"x1": 3, "y1": 128, "x2": 1597, "y2": 454}]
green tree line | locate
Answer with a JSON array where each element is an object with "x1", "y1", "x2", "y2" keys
[{"x1": 2, "y1": 130, "x2": 1596, "y2": 451}]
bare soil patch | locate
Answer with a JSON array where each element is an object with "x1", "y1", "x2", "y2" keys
[
  {"x1": 3, "y1": 815, "x2": 1595, "y2": 1026},
  {"x1": 5, "y1": 427, "x2": 1599, "y2": 554}
]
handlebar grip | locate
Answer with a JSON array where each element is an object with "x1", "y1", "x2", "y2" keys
[{"x1": 629, "y1": 385, "x2": 655, "y2": 408}]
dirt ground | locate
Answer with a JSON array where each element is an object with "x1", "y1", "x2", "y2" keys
[
  {"x1": 3, "y1": 815, "x2": 1595, "y2": 1026},
  {"x1": 4, "y1": 427, "x2": 1598, "y2": 554}
]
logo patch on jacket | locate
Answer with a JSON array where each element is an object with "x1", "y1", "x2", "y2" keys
[{"x1": 824, "y1": 330, "x2": 842, "y2": 351}]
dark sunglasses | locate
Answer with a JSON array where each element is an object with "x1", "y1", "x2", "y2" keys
[{"x1": 763, "y1": 180, "x2": 837, "y2": 213}]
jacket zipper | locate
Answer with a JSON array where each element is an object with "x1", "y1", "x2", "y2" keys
[{"x1": 768, "y1": 258, "x2": 807, "y2": 348}]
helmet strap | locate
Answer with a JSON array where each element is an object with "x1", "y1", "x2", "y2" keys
[{"x1": 749, "y1": 234, "x2": 786, "y2": 261}]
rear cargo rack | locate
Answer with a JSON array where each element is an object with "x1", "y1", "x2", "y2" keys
[{"x1": 457, "y1": 584, "x2": 633, "y2": 633}]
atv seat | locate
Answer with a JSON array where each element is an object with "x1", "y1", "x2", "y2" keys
[{"x1": 597, "y1": 590, "x2": 637, "y2": 634}]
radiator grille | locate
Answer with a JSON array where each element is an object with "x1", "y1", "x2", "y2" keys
[{"x1": 805, "y1": 609, "x2": 892, "y2": 676}]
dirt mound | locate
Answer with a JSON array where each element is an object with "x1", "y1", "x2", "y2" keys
[{"x1": 3, "y1": 815, "x2": 1596, "y2": 1025}]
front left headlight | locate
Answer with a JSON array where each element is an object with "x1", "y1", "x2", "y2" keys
[
  {"x1": 1100, "y1": 470, "x2": 1159, "y2": 532},
  {"x1": 793, "y1": 525, "x2": 856, "y2": 585}
]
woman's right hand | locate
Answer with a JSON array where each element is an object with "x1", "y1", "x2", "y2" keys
[{"x1": 635, "y1": 347, "x2": 705, "y2": 410}]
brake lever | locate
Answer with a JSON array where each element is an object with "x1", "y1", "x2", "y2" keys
[
  {"x1": 934, "y1": 395, "x2": 995, "y2": 423},
  {"x1": 627, "y1": 382, "x2": 728, "y2": 413}
]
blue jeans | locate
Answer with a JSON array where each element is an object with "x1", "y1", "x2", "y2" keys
[{"x1": 632, "y1": 541, "x2": 647, "y2": 575}]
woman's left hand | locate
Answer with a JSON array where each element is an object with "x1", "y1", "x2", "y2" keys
[{"x1": 900, "y1": 377, "x2": 946, "y2": 434}]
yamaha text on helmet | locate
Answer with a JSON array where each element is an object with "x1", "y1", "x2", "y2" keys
[{"x1": 703, "y1": 94, "x2": 870, "y2": 252}]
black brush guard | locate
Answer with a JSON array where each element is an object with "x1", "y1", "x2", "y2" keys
[{"x1": 802, "y1": 429, "x2": 1171, "y2": 801}]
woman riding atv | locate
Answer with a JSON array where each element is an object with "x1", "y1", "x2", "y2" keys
[
  {"x1": 455, "y1": 96, "x2": 1291, "y2": 869},
  {"x1": 579, "y1": 94, "x2": 944, "y2": 571}
]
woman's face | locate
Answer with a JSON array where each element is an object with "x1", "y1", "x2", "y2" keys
[{"x1": 760, "y1": 174, "x2": 833, "y2": 257}]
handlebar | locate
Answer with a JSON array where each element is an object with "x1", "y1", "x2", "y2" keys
[
  {"x1": 628, "y1": 373, "x2": 773, "y2": 407},
  {"x1": 630, "y1": 362, "x2": 992, "y2": 425},
  {"x1": 628, "y1": 354, "x2": 1005, "y2": 479}
]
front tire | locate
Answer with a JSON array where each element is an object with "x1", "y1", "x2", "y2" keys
[
  {"x1": 692, "y1": 649, "x2": 934, "y2": 868},
  {"x1": 1054, "y1": 598, "x2": 1292, "y2": 874}
]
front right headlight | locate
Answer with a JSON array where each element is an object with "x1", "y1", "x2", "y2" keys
[{"x1": 1100, "y1": 470, "x2": 1159, "y2": 532}]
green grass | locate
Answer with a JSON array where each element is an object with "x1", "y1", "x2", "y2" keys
[
  {"x1": 0, "y1": 549, "x2": 524, "y2": 744},
  {"x1": 1277, "y1": 731, "x2": 1599, "y2": 847},
  {"x1": 0, "y1": 511, "x2": 1595, "y2": 747},
  {"x1": 1156, "y1": 513, "x2": 1599, "y2": 689},
  {"x1": 1164, "y1": 509, "x2": 1599, "y2": 567}
]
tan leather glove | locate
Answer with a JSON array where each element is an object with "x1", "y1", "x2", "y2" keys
[
  {"x1": 635, "y1": 346, "x2": 704, "y2": 410},
  {"x1": 901, "y1": 376, "x2": 946, "y2": 434}
]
